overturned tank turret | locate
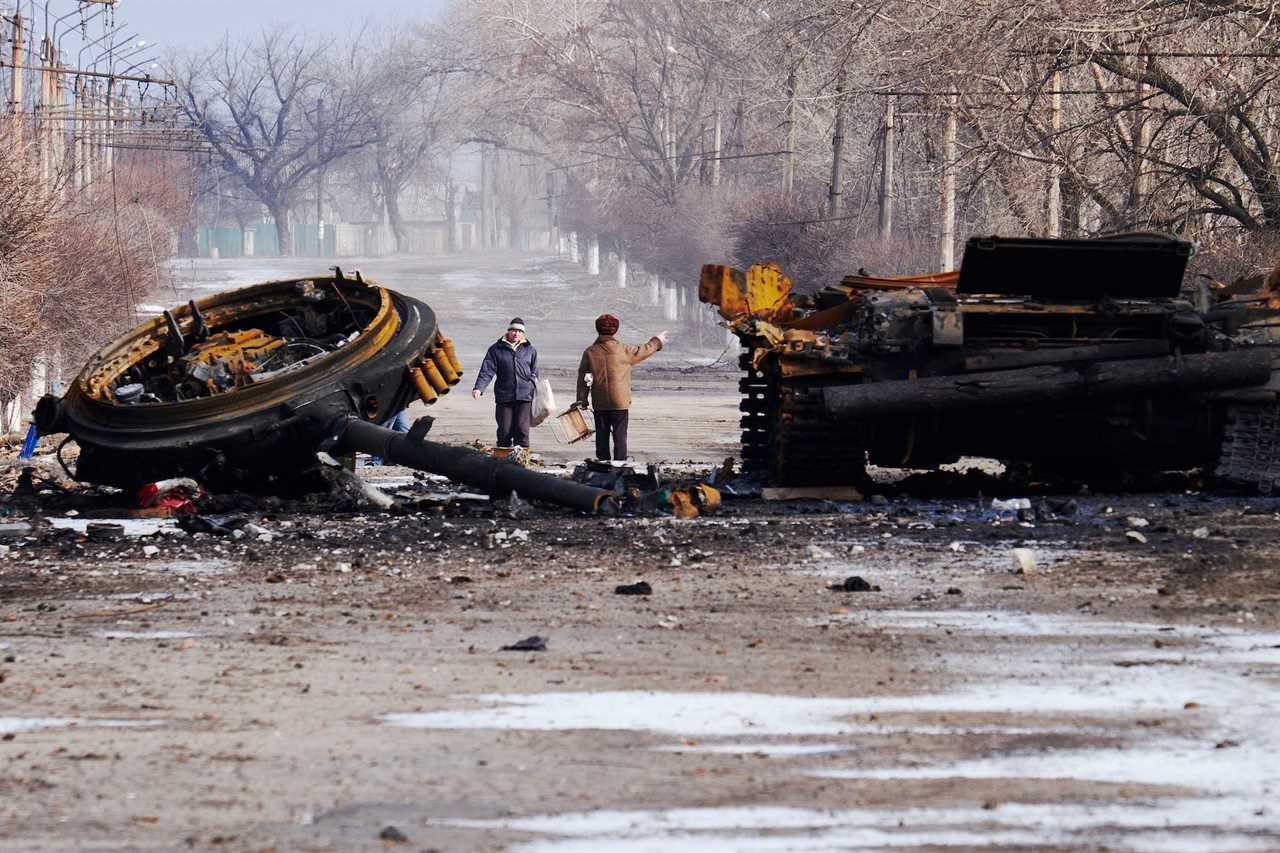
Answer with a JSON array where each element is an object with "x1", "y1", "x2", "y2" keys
[
  {"x1": 36, "y1": 273, "x2": 612, "y2": 512},
  {"x1": 701, "y1": 235, "x2": 1280, "y2": 490}
]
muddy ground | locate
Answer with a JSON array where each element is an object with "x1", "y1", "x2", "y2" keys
[{"x1": 2, "y1": 253, "x2": 1279, "y2": 852}]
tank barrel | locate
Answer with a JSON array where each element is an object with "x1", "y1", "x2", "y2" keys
[
  {"x1": 328, "y1": 417, "x2": 615, "y2": 514},
  {"x1": 823, "y1": 350, "x2": 1276, "y2": 420}
]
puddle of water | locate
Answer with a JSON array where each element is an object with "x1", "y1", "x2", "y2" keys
[
  {"x1": 47, "y1": 517, "x2": 177, "y2": 537},
  {"x1": 96, "y1": 630, "x2": 203, "y2": 640},
  {"x1": 0, "y1": 717, "x2": 167, "y2": 734}
]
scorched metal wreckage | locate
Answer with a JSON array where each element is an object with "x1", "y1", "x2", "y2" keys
[
  {"x1": 700, "y1": 234, "x2": 1280, "y2": 490},
  {"x1": 34, "y1": 271, "x2": 613, "y2": 513}
]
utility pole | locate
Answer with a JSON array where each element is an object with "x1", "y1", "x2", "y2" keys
[
  {"x1": 52, "y1": 50, "x2": 65, "y2": 180},
  {"x1": 733, "y1": 98, "x2": 745, "y2": 187},
  {"x1": 74, "y1": 76, "x2": 87, "y2": 188},
  {"x1": 941, "y1": 94, "x2": 957, "y2": 270},
  {"x1": 89, "y1": 79, "x2": 100, "y2": 188},
  {"x1": 1134, "y1": 58, "x2": 1152, "y2": 222},
  {"x1": 8, "y1": 11, "x2": 23, "y2": 138},
  {"x1": 545, "y1": 171, "x2": 557, "y2": 253},
  {"x1": 782, "y1": 65, "x2": 797, "y2": 198},
  {"x1": 1047, "y1": 70, "x2": 1062, "y2": 238},
  {"x1": 878, "y1": 94, "x2": 896, "y2": 240},
  {"x1": 315, "y1": 97, "x2": 325, "y2": 258},
  {"x1": 491, "y1": 147, "x2": 501, "y2": 248},
  {"x1": 710, "y1": 106, "x2": 722, "y2": 188},
  {"x1": 38, "y1": 35, "x2": 52, "y2": 182},
  {"x1": 104, "y1": 74, "x2": 115, "y2": 174},
  {"x1": 479, "y1": 145, "x2": 488, "y2": 251},
  {"x1": 828, "y1": 73, "x2": 848, "y2": 216}
]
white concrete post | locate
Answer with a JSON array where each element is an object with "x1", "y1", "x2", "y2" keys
[
  {"x1": 663, "y1": 284, "x2": 679, "y2": 321},
  {"x1": 616, "y1": 253, "x2": 628, "y2": 288},
  {"x1": 569, "y1": 232, "x2": 580, "y2": 264},
  {"x1": 243, "y1": 228, "x2": 255, "y2": 258},
  {"x1": 587, "y1": 236, "x2": 600, "y2": 275},
  {"x1": 649, "y1": 274, "x2": 661, "y2": 306},
  {"x1": 3, "y1": 399, "x2": 21, "y2": 435}
]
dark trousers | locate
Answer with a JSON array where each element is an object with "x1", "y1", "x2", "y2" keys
[
  {"x1": 496, "y1": 401, "x2": 532, "y2": 448},
  {"x1": 594, "y1": 409, "x2": 630, "y2": 461}
]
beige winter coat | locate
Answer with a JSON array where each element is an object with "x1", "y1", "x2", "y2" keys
[{"x1": 575, "y1": 335, "x2": 663, "y2": 411}]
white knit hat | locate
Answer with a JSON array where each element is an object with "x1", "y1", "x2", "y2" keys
[{"x1": 507, "y1": 317, "x2": 526, "y2": 332}]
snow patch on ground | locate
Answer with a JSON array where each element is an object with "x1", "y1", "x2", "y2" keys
[
  {"x1": 0, "y1": 717, "x2": 168, "y2": 734},
  {"x1": 444, "y1": 803, "x2": 1280, "y2": 853},
  {"x1": 407, "y1": 610, "x2": 1280, "y2": 851},
  {"x1": 96, "y1": 630, "x2": 203, "y2": 640},
  {"x1": 47, "y1": 517, "x2": 178, "y2": 537}
]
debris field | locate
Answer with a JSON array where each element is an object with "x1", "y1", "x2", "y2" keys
[{"x1": 2, "y1": 254, "x2": 1279, "y2": 851}]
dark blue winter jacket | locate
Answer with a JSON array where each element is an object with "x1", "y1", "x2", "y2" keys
[{"x1": 473, "y1": 339, "x2": 539, "y2": 403}]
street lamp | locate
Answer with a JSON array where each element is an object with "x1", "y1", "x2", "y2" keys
[
  {"x1": 117, "y1": 56, "x2": 159, "y2": 79},
  {"x1": 90, "y1": 33, "x2": 142, "y2": 71},
  {"x1": 56, "y1": 6, "x2": 107, "y2": 62},
  {"x1": 76, "y1": 23, "x2": 123, "y2": 72}
]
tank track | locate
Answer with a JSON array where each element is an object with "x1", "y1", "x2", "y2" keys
[
  {"x1": 1215, "y1": 401, "x2": 1280, "y2": 492},
  {"x1": 738, "y1": 352, "x2": 869, "y2": 486}
]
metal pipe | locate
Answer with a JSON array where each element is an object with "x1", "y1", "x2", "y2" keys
[
  {"x1": 330, "y1": 418, "x2": 615, "y2": 514},
  {"x1": 431, "y1": 348, "x2": 460, "y2": 384},
  {"x1": 823, "y1": 350, "x2": 1276, "y2": 420}
]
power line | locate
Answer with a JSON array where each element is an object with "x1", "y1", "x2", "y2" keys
[
  {"x1": 550, "y1": 148, "x2": 792, "y2": 172},
  {"x1": 1020, "y1": 49, "x2": 1280, "y2": 59}
]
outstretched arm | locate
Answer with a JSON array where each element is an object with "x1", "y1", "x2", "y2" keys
[{"x1": 628, "y1": 332, "x2": 666, "y2": 365}]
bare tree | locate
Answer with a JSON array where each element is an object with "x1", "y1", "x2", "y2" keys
[
  {"x1": 363, "y1": 30, "x2": 462, "y2": 253},
  {"x1": 174, "y1": 28, "x2": 378, "y2": 256}
]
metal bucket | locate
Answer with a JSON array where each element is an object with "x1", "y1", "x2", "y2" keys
[{"x1": 551, "y1": 406, "x2": 593, "y2": 444}]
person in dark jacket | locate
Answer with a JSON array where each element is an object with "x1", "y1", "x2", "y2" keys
[{"x1": 472, "y1": 317, "x2": 539, "y2": 448}]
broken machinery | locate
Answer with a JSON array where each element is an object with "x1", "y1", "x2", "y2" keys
[
  {"x1": 35, "y1": 272, "x2": 613, "y2": 513},
  {"x1": 700, "y1": 234, "x2": 1280, "y2": 490}
]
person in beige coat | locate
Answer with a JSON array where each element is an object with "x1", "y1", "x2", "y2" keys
[{"x1": 575, "y1": 314, "x2": 667, "y2": 461}]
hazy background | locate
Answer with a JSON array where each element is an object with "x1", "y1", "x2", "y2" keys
[{"x1": 119, "y1": 0, "x2": 449, "y2": 48}]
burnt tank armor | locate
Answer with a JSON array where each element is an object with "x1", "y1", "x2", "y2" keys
[{"x1": 702, "y1": 235, "x2": 1280, "y2": 490}]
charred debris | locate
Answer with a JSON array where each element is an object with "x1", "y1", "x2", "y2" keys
[
  {"x1": 701, "y1": 234, "x2": 1280, "y2": 491},
  {"x1": 33, "y1": 271, "x2": 614, "y2": 514}
]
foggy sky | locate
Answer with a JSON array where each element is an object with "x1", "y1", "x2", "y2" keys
[{"x1": 117, "y1": 0, "x2": 449, "y2": 50}]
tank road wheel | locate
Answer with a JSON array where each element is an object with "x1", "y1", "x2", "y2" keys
[{"x1": 738, "y1": 352, "x2": 869, "y2": 487}]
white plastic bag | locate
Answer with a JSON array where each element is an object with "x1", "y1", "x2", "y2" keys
[{"x1": 531, "y1": 378, "x2": 556, "y2": 426}]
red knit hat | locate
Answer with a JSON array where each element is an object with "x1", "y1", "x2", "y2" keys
[{"x1": 595, "y1": 314, "x2": 620, "y2": 335}]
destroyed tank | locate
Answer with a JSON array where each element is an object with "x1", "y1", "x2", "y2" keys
[
  {"x1": 34, "y1": 271, "x2": 613, "y2": 511},
  {"x1": 700, "y1": 235, "x2": 1280, "y2": 490}
]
